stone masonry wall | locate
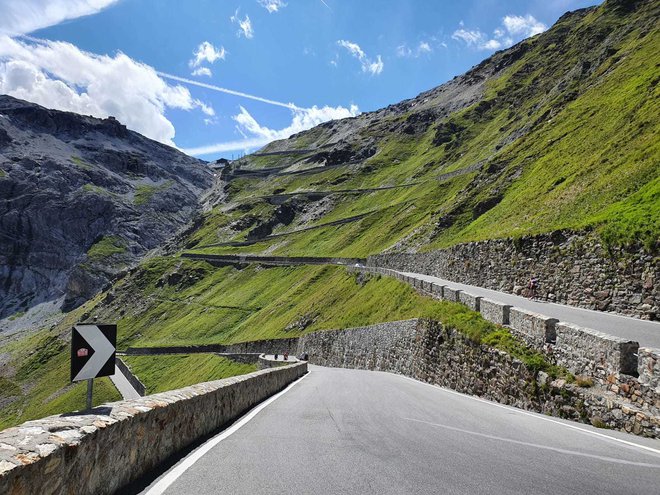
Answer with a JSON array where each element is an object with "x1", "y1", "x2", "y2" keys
[
  {"x1": 368, "y1": 231, "x2": 658, "y2": 319},
  {"x1": 0, "y1": 363, "x2": 307, "y2": 495},
  {"x1": 297, "y1": 320, "x2": 660, "y2": 437}
]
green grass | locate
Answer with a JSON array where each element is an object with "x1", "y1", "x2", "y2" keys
[
  {"x1": 134, "y1": 180, "x2": 174, "y2": 206},
  {"x1": 7, "y1": 311, "x2": 24, "y2": 321},
  {"x1": 122, "y1": 354, "x2": 258, "y2": 394},
  {"x1": 71, "y1": 155, "x2": 93, "y2": 170},
  {"x1": 81, "y1": 183, "x2": 115, "y2": 197},
  {"x1": 0, "y1": 169, "x2": 6, "y2": 178},
  {"x1": 87, "y1": 235, "x2": 126, "y2": 261}
]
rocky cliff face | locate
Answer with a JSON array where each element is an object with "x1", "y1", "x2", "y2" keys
[{"x1": 0, "y1": 96, "x2": 213, "y2": 321}]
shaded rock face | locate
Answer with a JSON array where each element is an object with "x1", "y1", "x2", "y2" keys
[{"x1": 0, "y1": 96, "x2": 213, "y2": 320}]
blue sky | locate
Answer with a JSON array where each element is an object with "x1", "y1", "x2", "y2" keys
[{"x1": 0, "y1": 0, "x2": 601, "y2": 159}]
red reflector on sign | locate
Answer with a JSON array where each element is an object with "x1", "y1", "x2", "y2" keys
[{"x1": 77, "y1": 348, "x2": 89, "y2": 357}]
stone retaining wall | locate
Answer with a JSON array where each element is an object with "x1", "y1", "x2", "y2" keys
[
  {"x1": 296, "y1": 320, "x2": 659, "y2": 437},
  {"x1": 0, "y1": 363, "x2": 307, "y2": 495},
  {"x1": 367, "y1": 231, "x2": 658, "y2": 319}
]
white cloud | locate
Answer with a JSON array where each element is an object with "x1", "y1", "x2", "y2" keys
[
  {"x1": 397, "y1": 40, "x2": 433, "y2": 58},
  {"x1": 365, "y1": 56, "x2": 383, "y2": 75},
  {"x1": 189, "y1": 41, "x2": 226, "y2": 68},
  {"x1": 191, "y1": 66, "x2": 212, "y2": 77},
  {"x1": 258, "y1": 0, "x2": 287, "y2": 13},
  {"x1": 503, "y1": 15, "x2": 547, "y2": 37},
  {"x1": 451, "y1": 28, "x2": 485, "y2": 47},
  {"x1": 452, "y1": 14, "x2": 546, "y2": 51},
  {"x1": 418, "y1": 41, "x2": 432, "y2": 54},
  {"x1": 337, "y1": 39, "x2": 383, "y2": 75},
  {"x1": 231, "y1": 10, "x2": 254, "y2": 39},
  {"x1": 185, "y1": 104, "x2": 360, "y2": 156},
  {"x1": 0, "y1": 36, "x2": 214, "y2": 145},
  {"x1": 0, "y1": 0, "x2": 119, "y2": 35}
]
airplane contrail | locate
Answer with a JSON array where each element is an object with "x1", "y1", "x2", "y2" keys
[
  {"x1": 18, "y1": 35, "x2": 304, "y2": 111},
  {"x1": 320, "y1": 0, "x2": 332, "y2": 10},
  {"x1": 157, "y1": 72, "x2": 302, "y2": 111}
]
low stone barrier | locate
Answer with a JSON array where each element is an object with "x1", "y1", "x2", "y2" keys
[
  {"x1": 181, "y1": 253, "x2": 366, "y2": 267},
  {"x1": 458, "y1": 292, "x2": 481, "y2": 311},
  {"x1": 115, "y1": 357, "x2": 146, "y2": 396},
  {"x1": 358, "y1": 266, "x2": 653, "y2": 383},
  {"x1": 442, "y1": 287, "x2": 461, "y2": 302},
  {"x1": 552, "y1": 322, "x2": 639, "y2": 378},
  {"x1": 0, "y1": 363, "x2": 307, "y2": 495},
  {"x1": 125, "y1": 338, "x2": 299, "y2": 356},
  {"x1": 431, "y1": 283, "x2": 444, "y2": 299},
  {"x1": 479, "y1": 298, "x2": 511, "y2": 325},
  {"x1": 638, "y1": 348, "x2": 660, "y2": 392},
  {"x1": 258, "y1": 354, "x2": 299, "y2": 369},
  {"x1": 508, "y1": 308, "x2": 557, "y2": 349}
]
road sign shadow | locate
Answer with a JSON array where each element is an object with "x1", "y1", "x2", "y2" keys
[{"x1": 60, "y1": 405, "x2": 115, "y2": 417}]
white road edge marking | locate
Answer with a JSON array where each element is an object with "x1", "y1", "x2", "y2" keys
[
  {"x1": 403, "y1": 417, "x2": 660, "y2": 468},
  {"x1": 144, "y1": 372, "x2": 310, "y2": 495},
  {"x1": 397, "y1": 374, "x2": 660, "y2": 457}
]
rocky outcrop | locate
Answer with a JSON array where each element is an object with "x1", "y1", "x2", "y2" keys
[{"x1": 0, "y1": 96, "x2": 213, "y2": 321}]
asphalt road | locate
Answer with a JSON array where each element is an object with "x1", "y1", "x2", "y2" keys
[
  {"x1": 397, "y1": 270, "x2": 660, "y2": 349},
  {"x1": 140, "y1": 366, "x2": 660, "y2": 495},
  {"x1": 110, "y1": 365, "x2": 142, "y2": 400}
]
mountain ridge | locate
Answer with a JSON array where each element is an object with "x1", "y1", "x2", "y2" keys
[{"x1": 0, "y1": 95, "x2": 213, "y2": 323}]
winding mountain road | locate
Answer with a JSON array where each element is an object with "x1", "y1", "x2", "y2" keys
[{"x1": 138, "y1": 366, "x2": 660, "y2": 495}]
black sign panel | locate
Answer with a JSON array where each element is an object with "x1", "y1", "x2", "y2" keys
[{"x1": 71, "y1": 324, "x2": 117, "y2": 382}]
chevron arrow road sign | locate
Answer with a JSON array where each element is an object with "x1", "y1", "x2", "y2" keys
[{"x1": 71, "y1": 324, "x2": 116, "y2": 382}]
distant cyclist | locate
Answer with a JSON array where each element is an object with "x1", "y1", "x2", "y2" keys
[{"x1": 528, "y1": 277, "x2": 539, "y2": 299}]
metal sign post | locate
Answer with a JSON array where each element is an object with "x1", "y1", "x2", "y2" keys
[
  {"x1": 71, "y1": 324, "x2": 117, "y2": 412},
  {"x1": 86, "y1": 378, "x2": 93, "y2": 411}
]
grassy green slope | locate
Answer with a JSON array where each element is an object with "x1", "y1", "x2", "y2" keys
[
  {"x1": 0, "y1": 258, "x2": 570, "y2": 428},
  {"x1": 122, "y1": 354, "x2": 258, "y2": 394}
]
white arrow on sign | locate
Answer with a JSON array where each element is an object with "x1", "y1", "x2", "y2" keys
[{"x1": 73, "y1": 325, "x2": 115, "y2": 381}]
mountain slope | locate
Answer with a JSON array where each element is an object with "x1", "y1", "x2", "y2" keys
[
  {"x1": 189, "y1": 0, "x2": 658, "y2": 257},
  {"x1": 0, "y1": 96, "x2": 214, "y2": 322},
  {"x1": 0, "y1": 0, "x2": 658, "y2": 429}
]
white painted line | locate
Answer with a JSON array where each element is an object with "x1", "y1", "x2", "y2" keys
[
  {"x1": 403, "y1": 417, "x2": 660, "y2": 468},
  {"x1": 396, "y1": 375, "x2": 660, "y2": 457},
  {"x1": 144, "y1": 372, "x2": 310, "y2": 495}
]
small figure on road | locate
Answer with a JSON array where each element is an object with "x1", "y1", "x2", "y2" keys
[
  {"x1": 284, "y1": 351, "x2": 289, "y2": 361},
  {"x1": 274, "y1": 353, "x2": 279, "y2": 360},
  {"x1": 528, "y1": 276, "x2": 539, "y2": 299}
]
